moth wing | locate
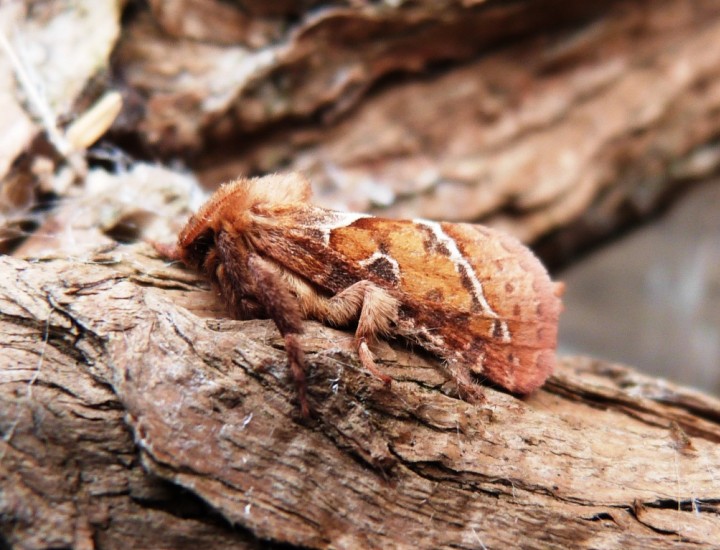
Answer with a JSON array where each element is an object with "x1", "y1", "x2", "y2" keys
[
  {"x1": 251, "y1": 209, "x2": 459, "y2": 296},
  {"x1": 248, "y1": 205, "x2": 374, "y2": 293},
  {"x1": 440, "y1": 223, "x2": 562, "y2": 394},
  {"x1": 249, "y1": 207, "x2": 562, "y2": 394}
]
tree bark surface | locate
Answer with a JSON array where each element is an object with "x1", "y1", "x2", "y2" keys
[
  {"x1": 5, "y1": 1, "x2": 720, "y2": 262},
  {"x1": 2, "y1": 245, "x2": 720, "y2": 549}
]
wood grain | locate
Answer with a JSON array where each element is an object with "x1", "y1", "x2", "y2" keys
[{"x1": 2, "y1": 246, "x2": 719, "y2": 548}]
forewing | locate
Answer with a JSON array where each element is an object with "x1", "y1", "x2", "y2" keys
[
  {"x1": 247, "y1": 205, "x2": 374, "y2": 293},
  {"x1": 248, "y1": 206, "x2": 561, "y2": 394},
  {"x1": 440, "y1": 223, "x2": 562, "y2": 393}
]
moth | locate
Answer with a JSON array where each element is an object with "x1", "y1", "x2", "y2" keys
[{"x1": 159, "y1": 173, "x2": 563, "y2": 416}]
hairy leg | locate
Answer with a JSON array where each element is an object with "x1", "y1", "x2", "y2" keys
[
  {"x1": 445, "y1": 360, "x2": 485, "y2": 404},
  {"x1": 244, "y1": 254, "x2": 309, "y2": 417},
  {"x1": 289, "y1": 277, "x2": 400, "y2": 385}
]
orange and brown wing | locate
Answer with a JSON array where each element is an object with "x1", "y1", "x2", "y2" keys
[
  {"x1": 438, "y1": 223, "x2": 563, "y2": 393},
  {"x1": 333, "y1": 218, "x2": 562, "y2": 393},
  {"x1": 251, "y1": 206, "x2": 562, "y2": 394}
]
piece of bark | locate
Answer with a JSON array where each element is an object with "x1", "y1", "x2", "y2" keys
[
  {"x1": 146, "y1": 0, "x2": 278, "y2": 47},
  {"x1": 109, "y1": 0, "x2": 720, "y2": 264},
  {"x1": 2, "y1": 245, "x2": 720, "y2": 549},
  {"x1": 0, "y1": 0, "x2": 121, "y2": 251},
  {"x1": 6, "y1": 1, "x2": 720, "y2": 264},
  {"x1": 10, "y1": 163, "x2": 201, "y2": 260},
  {"x1": 118, "y1": 0, "x2": 608, "y2": 148},
  {"x1": 0, "y1": 0, "x2": 120, "y2": 180}
]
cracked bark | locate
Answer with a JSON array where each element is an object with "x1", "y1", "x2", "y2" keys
[
  {"x1": 1, "y1": 245, "x2": 719, "y2": 549},
  {"x1": 5, "y1": 0, "x2": 720, "y2": 262}
]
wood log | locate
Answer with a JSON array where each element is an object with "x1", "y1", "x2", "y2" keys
[
  {"x1": 2, "y1": 243, "x2": 720, "y2": 548},
  {"x1": 114, "y1": 0, "x2": 720, "y2": 259},
  {"x1": 4, "y1": 1, "x2": 720, "y2": 259}
]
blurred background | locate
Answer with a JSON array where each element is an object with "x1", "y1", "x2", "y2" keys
[
  {"x1": 1, "y1": 0, "x2": 719, "y2": 393},
  {"x1": 558, "y1": 178, "x2": 720, "y2": 394}
]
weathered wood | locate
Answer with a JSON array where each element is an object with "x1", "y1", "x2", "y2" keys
[
  {"x1": 0, "y1": 2, "x2": 113, "y2": 258},
  {"x1": 4, "y1": 0, "x2": 720, "y2": 258},
  {"x1": 2, "y1": 246, "x2": 719, "y2": 548},
  {"x1": 116, "y1": 0, "x2": 720, "y2": 253}
]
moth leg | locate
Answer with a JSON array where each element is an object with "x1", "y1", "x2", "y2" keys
[
  {"x1": 354, "y1": 285, "x2": 397, "y2": 386},
  {"x1": 295, "y1": 279, "x2": 399, "y2": 385},
  {"x1": 243, "y1": 254, "x2": 310, "y2": 418},
  {"x1": 356, "y1": 338, "x2": 392, "y2": 385},
  {"x1": 445, "y1": 360, "x2": 485, "y2": 404}
]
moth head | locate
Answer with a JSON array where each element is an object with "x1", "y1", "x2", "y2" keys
[
  {"x1": 177, "y1": 226, "x2": 215, "y2": 270},
  {"x1": 176, "y1": 173, "x2": 313, "y2": 268}
]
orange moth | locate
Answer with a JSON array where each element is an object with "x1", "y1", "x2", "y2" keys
[{"x1": 159, "y1": 173, "x2": 563, "y2": 416}]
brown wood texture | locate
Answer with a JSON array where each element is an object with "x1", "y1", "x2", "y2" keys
[
  {"x1": 115, "y1": 0, "x2": 720, "y2": 252},
  {"x1": 4, "y1": 0, "x2": 720, "y2": 260},
  {"x1": 2, "y1": 243, "x2": 720, "y2": 548}
]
